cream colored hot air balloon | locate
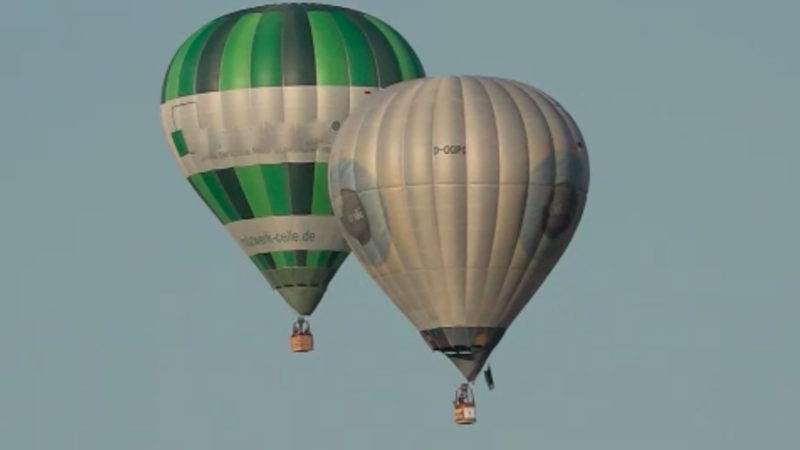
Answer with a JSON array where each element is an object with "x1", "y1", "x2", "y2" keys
[{"x1": 328, "y1": 75, "x2": 589, "y2": 423}]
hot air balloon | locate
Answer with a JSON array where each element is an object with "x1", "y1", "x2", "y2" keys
[
  {"x1": 159, "y1": 3, "x2": 425, "y2": 352},
  {"x1": 328, "y1": 76, "x2": 589, "y2": 422}
]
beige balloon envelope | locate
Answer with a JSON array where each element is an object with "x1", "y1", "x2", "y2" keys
[{"x1": 328, "y1": 76, "x2": 589, "y2": 419}]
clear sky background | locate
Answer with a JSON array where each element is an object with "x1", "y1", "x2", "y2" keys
[{"x1": 1, "y1": 0, "x2": 798, "y2": 449}]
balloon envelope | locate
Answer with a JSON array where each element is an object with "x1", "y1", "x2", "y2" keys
[
  {"x1": 328, "y1": 76, "x2": 589, "y2": 380},
  {"x1": 159, "y1": 3, "x2": 425, "y2": 316}
]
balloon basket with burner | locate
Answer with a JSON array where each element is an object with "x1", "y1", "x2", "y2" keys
[
  {"x1": 453, "y1": 383, "x2": 477, "y2": 425},
  {"x1": 290, "y1": 317, "x2": 314, "y2": 353}
]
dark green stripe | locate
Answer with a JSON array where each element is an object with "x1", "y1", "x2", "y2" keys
[
  {"x1": 317, "y1": 250, "x2": 335, "y2": 267},
  {"x1": 195, "y1": 17, "x2": 240, "y2": 94},
  {"x1": 261, "y1": 253, "x2": 277, "y2": 269},
  {"x1": 281, "y1": 6, "x2": 316, "y2": 85},
  {"x1": 251, "y1": 253, "x2": 277, "y2": 270},
  {"x1": 215, "y1": 168, "x2": 254, "y2": 220},
  {"x1": 199, "y1": 171, "x2": 241, "y2": 222},
  {"x1": 343, "y1": 11, "x2": 401, "y2": 87},
  {"x1": 295, "y1": 250, "x2": 308, "y2": 267},
  {"x1": 251, "y1": 12, "x2": 283, "y2": 87},
  {"x1": 329, "y1": 251, "x2": 349, "y2": 269},
  {"x1": 311, "y1": 162, "x2": 332, "y2": 215},
  {"x1": 219, "y1": 13, "x2": 262, "y2": 90},
  {"x1": 330, "y1": 11, "x2": 377, "y2": 86},
  {"x1": 250, "y1": 254, "x2": 269, "y2": 271},
  {"x1": 263, "y1": 253, "x2": 277, "y2": 269},
  {"x1": 188, "y1": 174, "x2": 231, "y2": 223},
  {"x1": 262, "y1": 165, "x2": 291, "y2": 215},
  {"x1": 307, "y1": 11, "x2": 349, "y2": 85},
  {"x1": 177, "y1": 20, "x2": 224, "y2": 97},
  {"x1": 287, "y1": 163, "x2": 315, "y2": 215},
  {"x1": 235, "y1": 165, "x2": 273, "y2": 217},
  {"x1": 171, "y1": 130, "x2": 189, "y2": 157},
  {"x1": 363, "y1": 15, "x2": 425, "y2": 80}
]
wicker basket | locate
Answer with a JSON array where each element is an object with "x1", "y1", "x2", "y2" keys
[
  {"x1": 454, "y1": 403, "x2": 476, "y2": 425},
  {"x1": 290, "y1": 334, "x2": 314, "y2": 352}
]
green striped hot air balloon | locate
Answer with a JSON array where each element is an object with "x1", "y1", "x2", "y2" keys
[{"x1": 158, "y1": 3, "x2": 425, "y2": 337}]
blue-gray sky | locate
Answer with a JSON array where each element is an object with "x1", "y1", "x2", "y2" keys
[{"x1": 2, "y1": 1, "x2": 798, "y2": 448}]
